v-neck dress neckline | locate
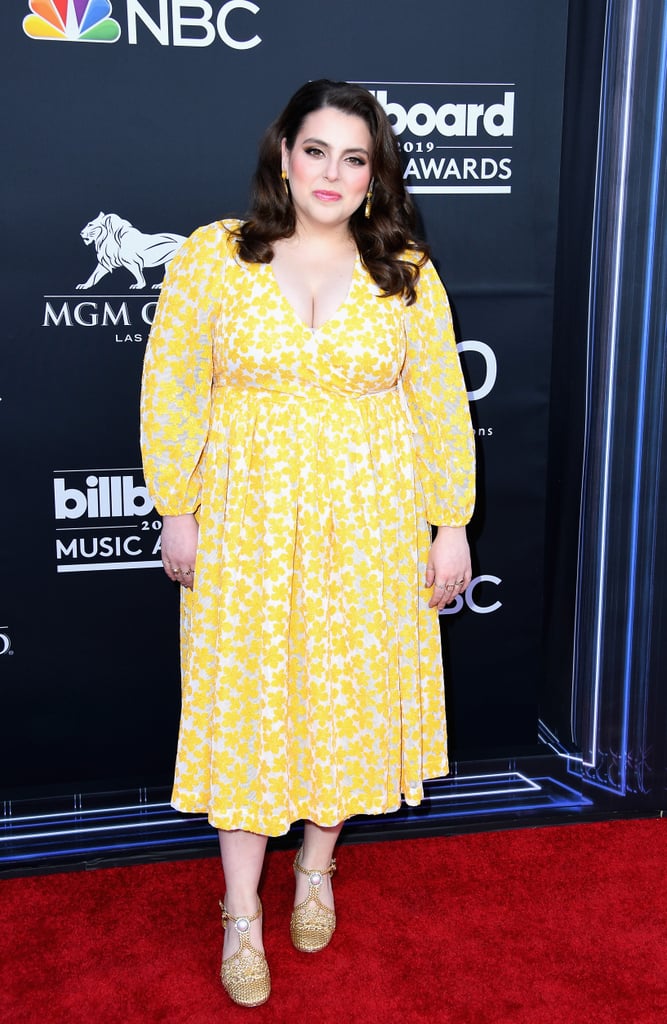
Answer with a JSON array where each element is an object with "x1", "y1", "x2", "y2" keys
[{"x1": 267, "y1": 254, "x2": 360, "y2": 332}]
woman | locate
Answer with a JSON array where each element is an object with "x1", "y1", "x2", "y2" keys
[{"x1": 141, "y1": 79, "x2": 475, "y2": 1008}]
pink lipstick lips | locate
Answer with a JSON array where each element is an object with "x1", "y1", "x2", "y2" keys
[{"x1": 313, "y1": 190, "x2": 342, "y2": 201}]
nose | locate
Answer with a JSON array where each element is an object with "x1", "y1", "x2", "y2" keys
[{"x1": 322, "y1": 156, "x2": 340, "y2": 181}]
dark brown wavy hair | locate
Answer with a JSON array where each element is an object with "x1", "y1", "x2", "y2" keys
[{"x1": 233, "y1": 79, "x2": 428, "y2": 305}]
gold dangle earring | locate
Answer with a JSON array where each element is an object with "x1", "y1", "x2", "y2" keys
[
  {"x1": 364, "y1": 179, "x2": 374, "y2": 219},
  {"x1": 281, "y1": 169, "x2": 289, "y2": 197}
]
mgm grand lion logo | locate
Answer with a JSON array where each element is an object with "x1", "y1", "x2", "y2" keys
[{"x1": 76, "y1": 212, "x2": 186, "y2": 291}]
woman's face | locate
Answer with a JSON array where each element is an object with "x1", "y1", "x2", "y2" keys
[{"x1": 281, "y1": 106, "x2": 373, "y2": 230}]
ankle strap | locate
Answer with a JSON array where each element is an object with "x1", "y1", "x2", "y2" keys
[
  {"x1": 219, "y1": 897, "x2": 262, "y2": 926},
  {"x1": 293, "y1": 848, "x2": 337, "y2": 878}
]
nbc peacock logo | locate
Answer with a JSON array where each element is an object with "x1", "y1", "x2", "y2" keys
[{"x1": 23, "y1": 0, "x2": 121, "y2": 43}]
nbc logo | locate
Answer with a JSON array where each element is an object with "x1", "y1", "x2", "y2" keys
[
  {"x1": 24, "y1": 1, "x2": 263, "y2": 48},
  {"x1": 23, "y1": 1, "x2": 121, "y2": 43}
]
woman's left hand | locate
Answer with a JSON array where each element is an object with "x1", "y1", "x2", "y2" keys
[{"x1": 425, "y1": 525, "x2": 472, "y2": 609}]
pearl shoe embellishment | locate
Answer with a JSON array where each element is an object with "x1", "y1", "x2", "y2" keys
[
  {"x1": 309, "y1": 871, "x2": 322, "y2": 886},
  {"x1": 235, "y1": 917, "x2": 250, "y2": 933}
]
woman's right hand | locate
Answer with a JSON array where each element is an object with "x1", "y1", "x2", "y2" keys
[{"x1": 160, "y1": 513, "x2": 199, "y2": 589}]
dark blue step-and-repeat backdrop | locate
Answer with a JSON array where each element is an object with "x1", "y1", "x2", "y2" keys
[{"x1": 10, "y1": 0, "x2": 662, "y2": 870}]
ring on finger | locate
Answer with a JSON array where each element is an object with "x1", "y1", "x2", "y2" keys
[{"x1": 434, "y1": 583, "x2": 447, "y2": 591}]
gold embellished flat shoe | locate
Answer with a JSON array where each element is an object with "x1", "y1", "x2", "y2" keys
[
  {"x1": 290, "y1": 848, "x2": 337, "y2": 953},
  {"x1": 220, "y1": 898, "x2": 271, "y2": 1007}
]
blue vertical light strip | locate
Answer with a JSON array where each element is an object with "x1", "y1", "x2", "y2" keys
[
  {"x1": 565, "y1": 0, "x2": 667, "y2": 796},
  {"x1": 568, "y1": 8, "x2": 609, "y2": 768},
  {"x1": 591, "y1": 0, "x2": 638, "y2": 789},
  {"x1": 566, "y1": 3, "x2": 610, "y2": 765},
  {"x1": 569, "y1": 0, "x2": 638, "y2": 778},
  {"x1": 621, "y1": 6, "x2": 667, "y2": 780}
]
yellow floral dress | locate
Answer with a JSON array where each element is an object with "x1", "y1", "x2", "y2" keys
[{"x1": 140, "y1": 220, "x2": 475, "y2": 837}]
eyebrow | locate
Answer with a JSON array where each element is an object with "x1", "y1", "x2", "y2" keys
[{"x1": 302, "y1": 136, "x2": 370, "y2": 156}]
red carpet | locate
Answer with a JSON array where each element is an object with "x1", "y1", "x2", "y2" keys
[{"x1": 2, "y1": 819, "x2": 666, "y2": 1024}]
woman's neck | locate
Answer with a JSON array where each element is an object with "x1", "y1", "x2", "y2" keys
[{"x1": 288, "y1": 216, "x2": 356, "y2": 252}]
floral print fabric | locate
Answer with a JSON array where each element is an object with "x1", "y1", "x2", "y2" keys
[{"x1": 141, "y1": 220, "x2": 475, "y2": 836}]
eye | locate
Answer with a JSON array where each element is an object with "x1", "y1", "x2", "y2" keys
[
  {"x1": 346, "y1": 156, "x2": 367, "y2": 166},
  {"x1": 304, "y1": 146, "x2": 325, "y2": 157}
]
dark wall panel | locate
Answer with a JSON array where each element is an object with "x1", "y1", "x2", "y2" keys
[{"x1": 1, "y1": 0, "x2": 568, "y2": 795}]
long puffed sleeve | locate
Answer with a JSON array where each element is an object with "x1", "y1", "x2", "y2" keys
[
  {"x1": 140, "y1": 222, "x2": 232, "y2": 516},
  {"x1": 402, "y1": 259, "x2": 476, "y2": 526}
]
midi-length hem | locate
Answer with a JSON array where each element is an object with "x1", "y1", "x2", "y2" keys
[
  {"x1": 141, "y1": 221, "x2": 475, "y2": 838},
  {"x1": 173, "y1": 793, "x2": 428, "y2": 839}
]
